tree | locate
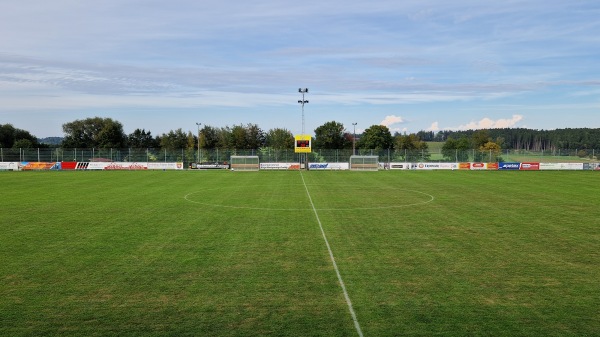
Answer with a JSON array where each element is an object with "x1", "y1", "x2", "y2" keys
[
  {"x1": 12, "y1": 138, "x2": 35, "y2": 149},
  {"x1": 442, "y1": 137, "x2": 471, "y2": 161},
  {"x1": 199, "y1": 125, "x2": 220, "y2": 149},
  {"x1": 245, "y1": 123, "x2": 265, "y2": 149},
  {"x1": 472, "y1": 130, "x2": 491, "y2": 148},
  {"x1": 357, "y1": 125, "x2": 393, "y2": 150},
  {"x1": 0, "y1": 123, "x2": 39, "y2": 148},
  {"x1": 230, "y1": 125, "x2": 248, "y2": 149},
  {"x1": 313, "y1": 121, "x2": 350, "y2": 149},
  {"x1": 394, "y1": 134, "x2": 430, "y2": 161},
  {"x1": 159, "y1": 128, "x2": 188, "y2": 150},
  {"x1": 265, "y1": 128, "x2": 294, "y2": 149},
  {"x1": 477, "y1": 141, "x2": 503, "y2": 162},
  {"x1": 216, "y1": 127, "x2": 232, "y2": 149},
  {"x1": 128, "y1": 129, "x2": 158, "y2": 148},
  {"x1": 62, "y1": 117, "x2": 126, "y2": 148}
]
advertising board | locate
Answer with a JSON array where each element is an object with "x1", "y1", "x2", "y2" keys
[
  {"x1": 520, "y1": 162, "x2": 540, "y2": 170},
  {"x1": 540, "y1": 163, "x2": 584, "y2": 170},
  {"x1": 0, "y1": 162, "x2": 21, "y2": 171},
  {"x1": 21, "y1": 162, "x2": 58, "y2": 170},
  {"x1": 487, "y1": 163, "x2": 499, "y2": 170},
  {"x1": 389, "y1": 163, "x2": 409, "y2": 170},
  {"x1": 104, "y1": 162, "x2": 148, "y2": 170},
  {"x1": 194, "y1": 162, "x2": 229, "y2": 169},
  {"x1": 470, "y1": 162, "x2": 487, "y2": 170},
  {"x1": 498, "y1": 162, "x2": 521, "y2": 170},
  {"x1": 459, "y1": 163, "x2": 471, "y2": 170},
  {"x1": 260, "y1": 163, "x2": 301, "y2": 170},
  {"x1": 61, "y1": 162, "x2": 77, "y2": 170},
  {"x1": 583, "y1": 163, "x2": 600, "y2": 170},
  {"x1": 148, "y1": 162, "x2": 184, "y2": 170},
  {"x1": 82, "y1": 162, "x2": 148, "y2": 170},
  {"x1": 411, "y1": 163, "x2": 458, "y2": 170},
  {"x1": 308, "y1": 163, "x2": 349, "y2": 170}
]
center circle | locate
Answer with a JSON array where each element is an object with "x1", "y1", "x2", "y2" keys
[{"x1": 184, "y1": 184, "x2": 434, "y2": 211}]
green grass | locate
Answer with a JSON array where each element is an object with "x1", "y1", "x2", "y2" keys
[{"x1": 1, "y1": 170, "x2": 599, "y2": 336}]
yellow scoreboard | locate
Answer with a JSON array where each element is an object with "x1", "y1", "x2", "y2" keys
[{"x1": 294, "y1": 135, "x2": 312, "y2": 153}]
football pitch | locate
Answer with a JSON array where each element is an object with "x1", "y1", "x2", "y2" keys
[{"x1": 1, "y1": 170, "x2": 598, "y2": 336}]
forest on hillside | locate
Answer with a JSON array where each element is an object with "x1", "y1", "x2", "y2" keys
[{"x1": 416, "y1": 128, "x2": 600, "y2": 150}]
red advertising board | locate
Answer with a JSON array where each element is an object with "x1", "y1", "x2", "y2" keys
[
  {"x1": 61, "y1": 162, "x2": 77, "y2": 170},
  {"x1": 520, "y1": 162, "x2": 540, "y2": 170},
  {"x1": 459, "y1": 163, "x2": 471, "y2": 170},
  {"x1": 487, "y1": 163, "x2": 499, "y2": 170}
]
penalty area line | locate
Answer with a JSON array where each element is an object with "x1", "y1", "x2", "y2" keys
[{"x1": 299, "y1": 171, "x2": 364, "y2": 337}]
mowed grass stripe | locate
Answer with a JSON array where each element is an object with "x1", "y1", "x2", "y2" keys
[
  {"x1": 1, "y1": 170, "x2": 599, "y2": 336},
  {"x1": 299, "y1": 170, "x2": 364, "y2": 337}
]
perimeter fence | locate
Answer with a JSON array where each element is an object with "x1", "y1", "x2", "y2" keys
[{"x1": 2, "y1": 148, "x2": 599, "y2": 166}]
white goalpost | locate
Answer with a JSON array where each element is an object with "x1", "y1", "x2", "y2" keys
[{"x1": 230, "y1": 155, "x2": 260, "y2": 171}]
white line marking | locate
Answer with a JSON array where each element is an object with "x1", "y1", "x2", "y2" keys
[
  {"x1": 299, "y1": 171, "x2": 364, "y2": 337},
  {"x1": 183, "y1": 187, "x2": 434, "y2": 211}
]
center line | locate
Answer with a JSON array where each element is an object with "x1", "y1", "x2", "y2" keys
[{"x1": 299, "y1": 171, "x2": 364, "y2": 337}]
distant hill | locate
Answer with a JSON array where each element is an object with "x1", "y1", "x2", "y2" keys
[{"x1": 38, "y1": 137, "x2": 63, "y2": 145}]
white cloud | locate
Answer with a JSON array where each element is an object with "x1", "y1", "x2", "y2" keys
[
  {"x1": 427, "y1": 121, "x2": 440, "y2": 131},
  {"x1": 380, "y1": 115, "x2": 404, "y2": 127},
  {"x1": 454, "y1": 114, "x2": 524, "y2": 130}
]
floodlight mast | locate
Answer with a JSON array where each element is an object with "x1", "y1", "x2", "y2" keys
[
  {"x1": 298, "y1": 88, "x2": 309, "y2": 134},
  {"x1": 298, "y1": 88, "x2": 309, "y2": 170},
  {"x1": 352, "y1": 122, "x2": 357, "y2": 155},
  {"x1": 196, "y1": 122, "x2": 202, "y2": 164}
]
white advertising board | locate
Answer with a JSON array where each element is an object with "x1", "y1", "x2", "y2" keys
[
  {"x1": 148, "y1": 162, "x2": 184, "y2": 170},
  {"x1": 413, "y1": 163, "x2": 458, "y2": 170},
  {"x1": 86, "y1": 162, "x2": 148, "y2": 170},
  {"x1": 540, "y1": 163, "x2": 584, "y2": 170},
  {"x1": 0, "y1": 162, "x2": 21, "y2": 170},
  {"x1": 260, "y1": 163, "x2": 301, "y2": 170},
  {"x1": 469, "y1": 163, "x2": 487, "y2": 170},
  {"x1": 308, "y1": 163, "x2": 349, "y2": 170}
]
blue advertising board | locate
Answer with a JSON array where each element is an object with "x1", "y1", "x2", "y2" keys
[{"x1": 498, "y1": 162, "x2": 521, "y2": 170}]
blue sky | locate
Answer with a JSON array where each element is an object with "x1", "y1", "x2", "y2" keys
[{"x1": 1, "y1": 0, "x2": 599, "y2": 138}]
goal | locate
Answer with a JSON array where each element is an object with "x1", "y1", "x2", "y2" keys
[
  {"x1": 230, "y1": 155, "x2": 260, "y2": 171},
  {"x1": 349, "y1": 155, "x2": 379, "y2": 171}
]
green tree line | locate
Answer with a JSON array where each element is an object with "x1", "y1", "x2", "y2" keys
[
  {"x1": 5, "y1": 118, "x2": 600, "y2": 156},
  {"x1": 418, "y1": 128, "x2": 600, "y2": 150}
]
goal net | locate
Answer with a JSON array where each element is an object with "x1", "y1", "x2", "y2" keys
[
  {"x1": 230, "y1": 155, "x2": 260, "y2": 171},
  {"x1": 349, "y1": 155, "x2": 379, "y2": 171}
]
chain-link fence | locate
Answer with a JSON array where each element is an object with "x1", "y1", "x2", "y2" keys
[{"x1": 1, "y1": 148, "x2": 598, "y2": 165}]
